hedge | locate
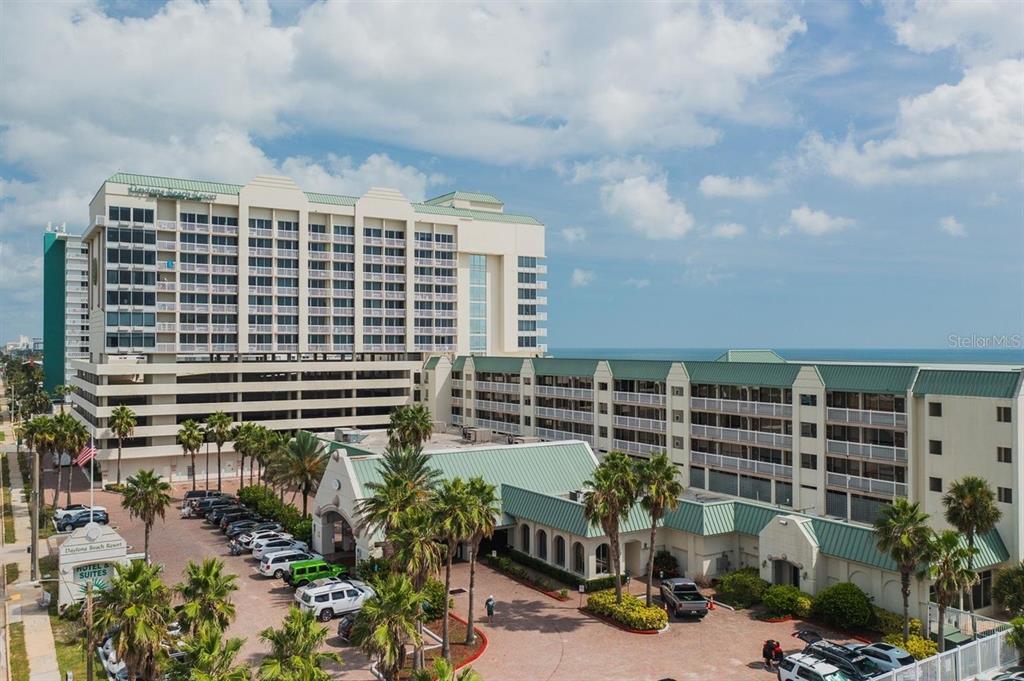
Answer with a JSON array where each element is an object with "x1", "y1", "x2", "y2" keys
[
  {"x1": 762, "y1": 584, "x2": 812, "y2": 617},
  {"x1": 812, "y1": 582, "x2": 873, "y2": 630},
  {"x1": 488, "y1": 550, "x2": 618, "y2": 592},
  {"x1": 237, "y1": 486, "x2": 312, "y2": 544},
  {"x1": 872, "y1": 606, "x2": 922, "y2": 637},
  {"x1": 883, "y1": 633, "x2": 936, "y2": 660},
  {"x1": 715, "y1": 567, "x2": 769, "y2": 609},
  {"x1": 586, "y1": 590, "x2": 667, "y2": 631}
]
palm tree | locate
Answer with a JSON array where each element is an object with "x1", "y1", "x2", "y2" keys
[
  {"x1": 273, "y1": 431, "x2": 330, "y2": 517},
  {"x1": 387, "y1": 404, "x2": 433, "y2": 450},
  {"x1": 929, "y1": 529, "x2": 977, "y2": 653},
  {"x1": 205, "y1": 411, "x2": 233, "y2": 492},
  {"x1": 410, "y1": 658, "x2": 483, "y2": 681},
  {"x1": 232, "y1": 422, "x2": 256, "y2": 487},
  {"x1": 357, "y1": 445, "x2": 440, "y2": 557},
  {"x1": 874, "y1": 498, "x2": 932, "y2": 646},
  {"x1": 121, "y1": 469, "x2": 172, "y2": 561},
  {"x1": 464, "y1": 476, "x2": 498, "y2": 645},
  {"x1": 178, "y1": 420, "x2": 204, "y2": 491},
  {"x1": 109, "y1": 405, "x2": 137, "y2": 486},
  {"x1": 942, "y1": 475, "x2": 1002, "y2": 638},
  {"x1": 53, "y1": 384, "x2": 73, "y2": 413},
  {"x1": 392, "y1": 505, "x2": 443, "y2": 670},
  {"x1": 432, "y1": 478, "x2": 474, "y2": 659},
  {"x1": 993, "y1": 561, "x2": 1024, "y2": 617},
  {"x1": 57, "y1": 413, "x2": 88, "y2": 507},
  {"x1": 166, "y1": 623, "x2": 250, "y2": 681},
  {"x1": 635, "y1": 452, "x2": 683, "y2": 606},
  {"x1": 94, "y1": 560, "x2": 172, "y2": 681},
  {"x1": 583, "y1": 450, "x2": 638, "y2": 604},
  {"x1": 174, "y1": 558, "x2": 239, "y2": 635},
  {"x1": 257, "y1": 606, "x2": 341, "y2": 681},
  {"x1": 351, "y1": 573, "x2": 423, "y2": 681}
]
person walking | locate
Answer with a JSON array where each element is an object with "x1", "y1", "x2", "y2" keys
[
  {"x1": 772, "y1": 640, "x2": 784, "y2": 669},
  {"x1": 485, "y1": 595, "x2": 496, "y2": 624},
  {"x1": 762, "y1": 640, "x2": 775, "y2": 670}
]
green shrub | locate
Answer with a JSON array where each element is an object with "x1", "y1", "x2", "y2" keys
[
  {"x1": 586, "y1": 590, "x2": 667, "y2": 631},
  {"x1": 762, "y1": 584, "x2": 807, "y2": 617},
  {"x1": 812, "y1": 582, "x2": 873, "y2": 630},
  {"x1": 1007, "y1": 617, "x2": 1024, "y2": 656},
  {"x1": 883, "y1": 633, "x2": 936, "y2": 660},
  {"x1": 653, "y1": 550, "x2": 680, "y2": 579},
  {"x1": 794, "y1": 594, "x2": 813, "y2": 619},
  {"x1": 715, "y1": 567, "x2": 769, "y2": 609},
  {"x1": 355, "y1": 556, "x2": 390, "y2": 585},
  {"x1": 103, "y1": 483, "x2": 124, "y2": 493},
  {"x1": 420, "y1": 578, "x2": 451, "y2": 620},
  {"x1": 237, "y1": 486, "x2": 311, "y2": 543},
  {"x1": 488, "y1": 550, "x2": 618, "y2": 592},
  {"x1": 872, "y1": 606, "x2": 922, "y2": 637},
  {"x1": 558, "y1": 588, "x2": 569, "y2": 599}
]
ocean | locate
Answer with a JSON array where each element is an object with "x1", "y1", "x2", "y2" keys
[{"x1": 548, "y1": 347, "x2": 1024, "y2": 365}]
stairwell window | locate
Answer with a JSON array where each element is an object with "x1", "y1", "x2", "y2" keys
[
  {"x1": 997, "y1": 447, "x2": 1012, "y2": 463},
  {"x1": 800, "y1": 422, "x2": 817, "y2": 438},
  {"x1": 929, "y1": 477, "x2": 943, "y2": 493},
  {"x1": 929, "y1": 440, "x2": 943, "y2": 455},
  {"x1": 929, "y1": 402, "x2": 942, "y2": 417},
  {"x1": 997, "y1": 406, "x2": 1011, "y2": 422},
  {"x1": 998, "y1": 487, "x2": 1012, "y2": 503}
]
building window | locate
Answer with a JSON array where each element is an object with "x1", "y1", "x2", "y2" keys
[
  {"x1": 573, "y1": 542, "x2": 585, "y2": 575},
  {"x1": 800, "y1": 394, "x2": 817, "y2": 406},
  {"x1": 673, "y1": 437, "x2": 685, "y2": 449},
  {"x1": 536, "y1": 530, "x2": 547, "y2": 561},
  {"x1": 929, "y1": 440, "x2": 943, "y2": 455},
  {"x1": 598, "y1": 382, "x2": 608, "y2": 391},
  {"x1": 555, "y1": 536, "x2": 566, "y2": 567},
  {"x1": 598, "y1": 403, "x2": 607, "y2": 414},
  {"x1": 998, "y1": 487, "x2": 1012, "y2": 504},
  {"x1": 596, "y1": 544, "x2": 610, "y2": 574},
  {"x1": 469, "y1": 254, "x2": 487, "y2": 352},
  {"x1": 929, "y1": 402, "x2": 942, "y2": 417},
  {"x1": 523, "y1": 396, "x2": 531, "y2": 406},
  {"x1": 671, "y1": 386, "x2": 684, "y2": 397},
  {"x1": 997, "y1": 447, "x2": 1012, "y2": 463},
  {"x1": 800, "y1": 422, "x2": 817, "y2": 438},
  {"x1": 672, "y1": 410, "x2": 684, "y2": 422},
  {"x1": 971, "y1": 570, "x2": 992, "y2": 608},
  {"x1": 520, "y1": 524, "x2": 530, "y2": 554},
  {"x1": 929, "y1": 477, "x2": 943, "y2": 493},
  {"x1": 997, "y1": 407, "x2": 1011, "y2": 422},
  {"x1": 599, "y1": 426, "x2": 608, "y2": 438},
  {"x1": 801, "y1": 453, "x2": 818, "y2": 470}
]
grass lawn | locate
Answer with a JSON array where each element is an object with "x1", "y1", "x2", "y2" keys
[
  {"x1": 39, "y1": 555, "x2": 90, "y2": 680},
  {"x1": 10, "y1": 622, "x2": 29, "y2": 681},
  {"x1": 5, "y1": 562, "x2": 19, "y2": 584},
  {"x1": 2, "y1": 454, "x2": 14, "y2": 543}
]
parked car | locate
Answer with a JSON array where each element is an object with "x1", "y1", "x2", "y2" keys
[
  {"x1": 181, "y1": 490, "x2": 224, "y2": 509},
  {"x1": 296, "y1": 581, "x2": 376, "y2": 622},
  {"x1": 194, "y1": 497, "x2": 236, "y2": 518},
  {"x1": 803, "y1": 640, "x2": 884, "y2": 680},
  {"x1": 659, "y1": 577, "x2": 708, "y2": 618},
  {"x1": 258, "y1": 550, "x2": 318, "y2": 579},
  {"x1": 218, "y1": 509, "x2": 259, "y2": 530},
  {"x1": 235, "y1": 530, "x2": 292, "y2": 551},
  {"x1": 253, "y1": 538, "x2": 308, "y2": 560},
  {"x1": 55, "y1": 509, "x2": 109, "y2": 532},
  {"x1": 778, "y1": 653, "x2": 852, "y2": 681},
  {"x1": 992, "y1": 671, "x2": 1024, "y2": 681},
  {"x1": 283, "y1": 559, "x2": 347, "y2": 588},
  {"x1": 225, "y1": 518, "x2": 264, "y2": 537},
  {"x1": 227, "y1": 521, "x2": 280, "y2": 540},
  {"x1": 980, "y1": 667, "x2": 1024, "y2": 681},
  {"x1": 207, "y1": 504, "x2": 245, "y2": 525},
  {"x1": 54, "y1": 504, "x2": 106, "y2": 520},
  {"x1": 295, "y1": 576, "x2": 349, "y2": 600},
  {"x1": 843, "y1": 642, "x2": 914, "y2": 671}
]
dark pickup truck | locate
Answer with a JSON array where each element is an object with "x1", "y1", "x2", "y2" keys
[{"x1": 659, "y1": 577, "x2": 709, "y2": 618}]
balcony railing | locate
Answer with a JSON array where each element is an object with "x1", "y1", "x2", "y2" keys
[
  {"x1": 474, "y1": 380, "x2": 520, "y2": 395},
  {"x1": 477, "y1": 399, "x2": 521, "y2": 415},
  {"x1": 536, "y1": 406, "x2": 592, "y2": 423},
  {"x1": 612, "y1": 415, "x2": 666, "y2": 432},
  {"x1": 690, "y1": 396, "x2": 792, "y2": 419},
  {"x1": 451, "y1": 379, "x2": 463, "y2": 389},
  {"x1": 613, "y1": 439, "x2": 662, "y2": 455},
  {"x1": 476, "y1": 418, "x2": 521, "y2": 435},
  {"x1": 691, "y1": 450, "x2": 792, "y2": 479},
  {"x1": 689, "y1": 423, "x2": 793, "y2": 450},
  {"x1": 826, "y1": 472, "x2": 907, "y2": 498},
  {"x1": 826, "y1": 439, "x2": 908, "y2": 463},
  {"x1": 538, "y1": 428, "x2": 593, "y2": 445},
  {"x1": 826, "y1": 407, "x2": 907, "y2": 429},
  {"x1": 451, "y1": 413, "x2": 463, "y2": 425},
  {"x1": 536, "y1": 385, "x2": 593, "y2": 400}
]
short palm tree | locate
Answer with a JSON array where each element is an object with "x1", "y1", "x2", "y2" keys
[
  {"x1": 432, "y1": 478, "x2": 475, "y2": 659},
  {"x1": 351, "y1": 573, "x2": 423, "y2": 681},
  {"x1": 942, "y1": 475, "x2": 1002, "y2": 638},
  {"x1": 410, "y1": 659, "x2": 483, "y2": 681},
  {"x1": 121, "y1": 469, "x2": 172, "y2": 561},
  {"x1": 929, "y1": 529, "x2": 977, "y2": 652},
  {"x1": 993, "y1": 561, "x2": 1024, "y2": 617},
  {"x1": 387, "y1": 404, "x2": 433, "y2": 450},
  {"x1": 178, "y1": 419, "x2": 204, "y2": 491},
  {"x1": 583, "y1": 451, "x2": 638, "y2": 604},
  {"x1": 94, "y1": 560, "x2": 173, "y2": 681},
  {"x1": 257, "y1": 606, "x2": 341, "y2": 680},
  {"x1": 205, "y1": 411, "x2": 233, "y2": 492},
  {"x1": 175, "y1": 558, "x2": 239, "y2": 635},
  {"x1": 54, "y1": 384, "x2": 73, "y2": 413},
  {"x1": 874, "y1": 497, "x2": 932, "y2": 646},
  {"x1": 278, "y1": 431, "x2": 330, "y2": 517},
  {"x1": 464, "y1": 476, "x2": 498, "y2": 645},
  {"x1": 166, "y1": 622, "x2": 250, "y2": 681},
  {"x1": 635, "y1": 452, "x2": 683, "y2": 606},
  {"x1": 109, "y1": 405, "x2": 137, "y2": 486}
]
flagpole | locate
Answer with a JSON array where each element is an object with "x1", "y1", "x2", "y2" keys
[{"x1": 89, "y1": 437, "x2": 94, "y2": 524}]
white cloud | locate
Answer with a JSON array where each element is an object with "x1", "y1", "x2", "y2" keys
[
  {"x1": 699, "y1": 175, "x2": 774, "y2": 199},
  {"x1": 562, "y1": 157, "x2": 659, "y2": 184},
  {"x1": 882, "y1": 0, "x2": 1023, "y2": 66},
  {"x1": 560, "y1": 227, "x2": 587, "y2": 243},
  {"x1": 625, "y1": 278, "x2": 650, "y2": 289},
  {"x1": 938, "y1": 215, "x2": 967, "y2": 237},
  {"x1": 601, "y1": 175, "x2": 695, "y2": 240},
  {"x1": 280, "y1": 153, "x2": 445, "y2": 202},
  {"x1": 571, "y1": 268, "x2": 595, "y2": 287},
  {"x1": 782, "y1": 205, "x2": 854, "y2": 236},
  {"x1": 708, "y1": 222, "x2": 747, "y2": 239}
]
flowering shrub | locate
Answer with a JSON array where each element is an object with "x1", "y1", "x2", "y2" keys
[
  {"x1": 883, "y1": 633, "x2": 936, "y2": 660},
  {"x1": 872, "y1": 606, "x2": 922, "y2": 637},
  {"x1": 586, "y1": 590, "x2": 668, "y2": 631}
]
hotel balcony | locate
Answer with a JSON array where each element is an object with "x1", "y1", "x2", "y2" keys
[
  {"x1": 211, "y1": 223, "x2": 238, "y2": 236},
  {"x1": 538, "y1": 427, "x2": 593, "y2": 445},
  {"x1": 452, "y1": 413, "x2": 463, "y2": 425},
  {"x1": 826, "y1": 472, "x2": 907, "y2": 498},
  {"x1": 689, "y1": 423, "x2": 793, "y2": 450},
  {"x1": 536, "y1": 406, "x2": 592, "y2": 423},
  {"x1": 477, "y1": 418, "x2": 521, "y2": 435},
  {"x1": 474, "y1": 380, "x2": 520, "y2": 395},
  {"x1": 476, "y1": 399, "x2": 521, "y2": 415},
  {"x1": 451, "y1": 379, "x2": 464, "y2": 389},
  {"x1": 536, "y1": 385, "x2": 593, "y2": 400},
  {"x1": 613, "y1": 391, "x2": 665, "y2": 406},
  {"x1": 157, "y1": 240, "x2": 177, "y2": 250},
  {"x1": 250, "y1": 228, "x2": 273, "y2": 238},
  {"x1": 691, "y1": 450, "x2": 792, "y2": 479},
  {"x1": 180, "y1": 242, "x2": 209, "y2": 253},
  {"x1": 690, "y1": 396, "x2": 792, "y2": 419},
  {"x1": 613, "y1": 439, "x2": 663, "y2": 456},
  {"x1": 826, "y1": 407, "x2": 907, "y2": 429},
  {"x1": 826, "y1": 439, "x2": 908, "y2": 463},
  {"x1": 211, "y1": 265, "x2": 237, "y2": 275},
  {"x1": 211, "y1": 304, "x2": 237, "y2": 313},
  {"x1": 156, "y1": 282, "x2": 176, "y2": 292},
  {"x1": 612, "y1": 415, "x2": 666, "y2": 433},
  {"x1": 309, "y1": 232, "x2": 331, "y2": 243}
]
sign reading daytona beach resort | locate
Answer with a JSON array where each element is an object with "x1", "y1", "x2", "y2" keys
[{"x1": 128, "y1": 185, "x2": 217, "y2": 202}]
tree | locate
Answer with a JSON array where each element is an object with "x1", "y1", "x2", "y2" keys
[
  {"x1": 874, "y1": 498, "x2": 932, "y2": 646},
  {"x1": 993, "y1": 561, "x2": 1024, "y2": 617},
  {"x1": 94, "y1": 560, "x2": 173, "y2": 681},
  {"x1": 53, "y1": 384, "x2": 73, "y2": 413},
  {"x1": 109, "y1": 405, "x2": 137, "y2": 487},
  {"x1": 432, "y1": 478, "x2": 474, "y2": 659},
  {"x1": 166, "y1": 623, "x2": 250, "y2": 681},
  {"x1": 178, "y1": 420, "x2": 204, "y2": 491},
  {"x1": 463, "y1": 477, "x2": 498, "y2": 645},
  {"x1": 357, "y1": 445, "x2": 439, "y2": 555},
  {"x1": 929, "y1": 529, "x2": 977, "y2": 653},
  {"x1": 391, "y1": 505, "x2": 443, "y2": 670},
  {"x1": 351, "y1": 573, "x2": 423, "y2": 681},
  {"x1": 635, "y1": 452, "x2": 683, "y2": 606},
  {"x1": 175, "y1": 558, "x2": 239, "y2": 636},
  {"x1": 583, "y1": 451, "x2": 638, "y2": 604},
  {"x1": 387, "y1": 404, "x2": 433, "y2": 450},
  {"x1": 121, "y1": 469, "x2": 172, "y2": 561},
  {"x1": 409, "y1": 659, "x2": 483, "y2": 681},
  {"x1": 232, "y1": 422, "x2": 257, "y2": 487},
  {"x1": 277, "y1": 431, "x2": 330, "y2": 517},
  {"x1": 942, "y1": 475, "x2": 1002, "y2": 639},
  {"x1": 205, "y1": 411, "x2": 233, "y2": 492},
  {"x1": 55, "y1": 412, "x2": 88, "y2": 507},
  {"x1": 257, "y1": 606, "x2": 341, "y2": 681}
]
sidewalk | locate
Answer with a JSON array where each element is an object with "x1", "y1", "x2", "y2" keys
[{"x1": 3, "y1": 443, "x2": 60, "y2": 681}]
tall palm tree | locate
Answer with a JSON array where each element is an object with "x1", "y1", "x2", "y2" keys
[
  {"x1": 583, "y1": 450, "x2": 638, "y2": 604},
  {"x1": 257, "y1": 606, "x2": 341, "y2": 681},
  {"x1": 377, "y1": 444, "x2": 440, "y2": 495},
  {"x1": 387, "y1": 404, "x2": 433, "y2": 450},
  {"x1": 109, "y1": 405, "x2": 137, "y2": 486},
  {"x1": 464, "y1": 476, "x2": 498, "y2": 645},
  {"x1": 166, "y1": 623, "x2": 250, "y2": 681},
  {"x1": 432, "y1": 477, "x2": 474, "y2": 659},
  {"x1": 174, "y1": 558, "x2": 239, "y2": 635},
  {"x1": 94, "y1": 560, "x2": 172, "y2": 681},
  {"x1": 874, "y1": 498, "x2": 933, "y2": 645},
  {"x1": 178, "y1": 419, "x2": 204, "y2": 491},
  {"x1": 635, "y1": 452, "x2": 683, "y2": 606},
  {"x1": 392, "y1": 505, "x2": 443, "y2": 670},
  {"x1": 232, "y1": 422, "x2": 256, "y2": 487},
  {"x1": 351, "y1": 573, "x2": 423, "y2": 681},
  {"x1": 929, "y1": 529, "x2": 977, "y2": 653},
  {"x1": 57, "y1": 413, "x2": 88, "y2": 507},
  {"x1": 121, "y1": 469, "x2": 172, "y2": 561},
  {"x1": 274, "y1": 431, "x2": 330, "y2": 517},
  {"x1": 205, "y1": 411, "x2": 233, "y2": 492},
  {"x1": 53, "y1": 384, "x2": 73, "y2": 413},
  {"x1": 357, "y1": 445, "x2": 440, "y2": 556},
  {"x1": 942, "y1": 475, "x2": 1002, "y2": 638}
]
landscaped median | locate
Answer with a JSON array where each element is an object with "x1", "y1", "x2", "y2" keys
[
  {"x1": 482, "y1": 549, "x2": 619, "y2": 602},
  {"x1": 584, "y1": 589, "x2": 669, "y2": 633}
]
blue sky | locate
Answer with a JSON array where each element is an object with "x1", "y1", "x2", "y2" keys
[{"x1": 0, "y1": 1, "x2": 1020, "y2": 349}]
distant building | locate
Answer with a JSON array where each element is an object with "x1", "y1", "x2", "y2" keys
[{"x1": 43, "y1": 223, "x2": 90, "y2": 393}]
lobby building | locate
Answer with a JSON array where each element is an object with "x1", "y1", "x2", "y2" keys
[{"x1": 43, "y1": 223, "x2": 90, "y2": 393}]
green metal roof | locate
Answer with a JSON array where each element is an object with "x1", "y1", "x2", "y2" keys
[
  {"x1": 424, "y1": 356, "x2": 440, "y2": 370},
  {"x1": 607, "y1": 360, "x2": 674, "y2": 381},
  {"x1": 451, "y1": 356, "x2": 467, "y2": 372},
  {"x1": 969, "y1": 528, "x2": 1011, "y2": 569},
  {"x1": 715, "y1": 349, "x2": 785, "y2": 363},
  {"x1": 734, "y1": 503, "x2": 784, "y2": 535},
  {"x1": 412, "y1": 203, "x2": 542, "y2": 225},
  {"x1": 816, "y1": 364, "x2": 919, "y2": 394},
  {"x1": 424, "y1": 191, "x2": 504, "y2": 206},
  {"x1": 532, "y1": 357, "x2": 600, "y2": 377},
  {"x1": 684, "y1": 361, "x2": 802, "y2": 388},
  {"x1": 107, "y1": 172, "x2": 243, "y2": 195},
  {"x1": 470, "y1": 356, "x2": 528, "y2": 375},
  {"x1": 305, "y1": 192, "x2": 358, "y2": 207},
  {"x1": 501, "y1": 485, "x2": 653, "y2": 538},
  {"x1": 913, "y1": 370, "x2": 1021, "y2": 398}
]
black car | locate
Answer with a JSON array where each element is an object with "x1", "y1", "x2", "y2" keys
[
  {"x1": 195, "y1": 498, "x2": 236, "y2": 518},
  {"x1": 219, "y1": 510, "x2": 259, "y2": 531},
  {"x1": 207, "y1": 505, "x2": 244, "y2": 525},
  {"x1": 804, "y1": 640, "x2": 885, "y2": 680},
  {"x1": 228, "y1": 521, "x2": 281, "y2": 539},
  {"x1": 55, "y1": 509, "x2": 109, "y2": 532},
  {"x1": 225, "y1": 518, "x2": 264, "y2": 537}
]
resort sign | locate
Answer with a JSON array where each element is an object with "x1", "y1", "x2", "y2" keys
[{"x1": 128, "y1": 185, "x2": 217, "y2": 201}]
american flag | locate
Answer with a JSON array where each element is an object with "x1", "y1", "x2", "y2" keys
[{"x1": 75, "y1": 442, "x2": 97, "y2": 467}]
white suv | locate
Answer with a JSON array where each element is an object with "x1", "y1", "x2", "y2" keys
[
  {"x1": 258, "y1": 550, "x2": 319, "y2": 579},
  {"x1": 252, "y1": 537, "x2": 308, "y2": 560},
  {"x1": 237, "y1": 530, "x2": 292, "y2": 550},
  {"x1": 778, "y1": 653, "x2": 851, "y2": 681},
  {"x1": 296, "y1": 581, "x2": 376, "y2": 622}
]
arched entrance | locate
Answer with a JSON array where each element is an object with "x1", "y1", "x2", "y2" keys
[
  {"x1": 772, "y1": 560, "x2": 801, "y2": 589},
  {"x1": 314, "y1": 507, "x2": 358, "y2": 567}
]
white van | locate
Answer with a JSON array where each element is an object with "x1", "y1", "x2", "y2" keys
[{"x1": 258, "y1": 550, "x2": 318, "y2": 579}]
